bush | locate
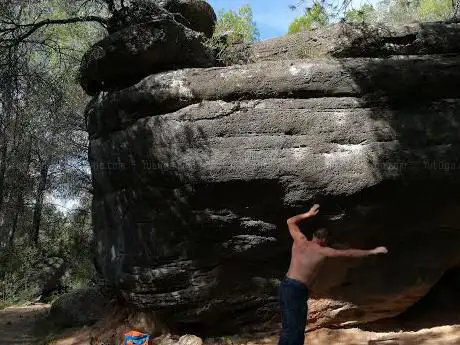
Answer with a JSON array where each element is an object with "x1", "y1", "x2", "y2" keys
[
  {"x1": 206, "y1": 4, "x2": 258, "y2": 65},
  {"x1": 288, "y1": 2, "x2": 329, "y2": 34},
  {"x1": 0, "y1": 203, "x2": 96, "y2": 308},
  {"x1": 417, "y1": 0, "x2": 452, "y2": 20},
  {"x1": 0, "y1": 245, "x2": 40, "y2": 306}
]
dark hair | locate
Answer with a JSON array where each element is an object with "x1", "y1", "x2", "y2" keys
[{"x1": 313, "y1": 228, "x2": 328, "y2": 240}]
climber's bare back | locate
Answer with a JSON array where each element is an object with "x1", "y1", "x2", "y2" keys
[
  {"x1": 287, "y1": 240, "x2": 326, "y2": 288},
  {"x1": 284, "y1": 204, "x2": 388, "y2": 288}
]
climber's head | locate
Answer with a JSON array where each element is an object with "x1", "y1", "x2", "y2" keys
[{"x1": 312, "y1": 228, "x2": 328, "y2": 246}]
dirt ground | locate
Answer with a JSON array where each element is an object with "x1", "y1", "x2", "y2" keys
[
  {"x1": 0, "y1": 304, "x2": 50, "y2": 345},
  {"x1": 1, "y1": 304, "x2": 460, "y2": 345}
]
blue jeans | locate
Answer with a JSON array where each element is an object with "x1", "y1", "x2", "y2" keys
[{"x1": 278, "y1": 277, "x2": 309, "y2": 345}]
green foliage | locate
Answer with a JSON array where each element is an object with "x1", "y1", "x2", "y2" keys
[
  {"x1": 206, "y1": 4, "x2": 259, "y2": 65},
  {"x1": 0, "y1": 0, "x2": 99, "y2": 308},
  {"x1": 288, "y1": 2, "x2": 329, "y2": 34},
  {"x1": 292, "y1": 0, "x2": 455, "y2": 26},
  {"x1": 417, "y1": 0, "x2": 452, "y2": 20},
  {"x1": 0, "y1": 246, "x2": 40, "y2": 307},
  {"x1": 375, "y1": 0, "x2": 454, "y2": 24},
  {"x1": 0, "y1": 201, "x2": 94, "y2": 308},
  {"x1": 344, "y1": 4, "x2": 377, "y2": 23},
  {"x1": 214, "y1": 4, "x2": 260, "y2": 44}
]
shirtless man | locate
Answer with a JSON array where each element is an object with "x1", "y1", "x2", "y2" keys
[{"x1": 278, "y1": 204, "x2": 388, "y2": 345}]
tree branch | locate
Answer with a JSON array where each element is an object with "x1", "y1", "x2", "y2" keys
[{"x1": 1, "y1": 15, "x2": 108, "y2": 47}]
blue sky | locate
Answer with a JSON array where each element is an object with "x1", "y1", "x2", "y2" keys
[{"x1": 208, "y1": 0, "x2": 376, "y2": 40}]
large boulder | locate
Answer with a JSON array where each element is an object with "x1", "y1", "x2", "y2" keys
[
  {"x1": 79, "y1": 19, "x2": 214, "y2": 96},
  {"x1": 82, "y1": 13, "x2": 460, "y2": 333},
  {"x1": 50, "y1": 287, "x2": 111, "y2": 327},
  {"x1": 87, "y1": 55, "x2": 460, "y2": 332}
]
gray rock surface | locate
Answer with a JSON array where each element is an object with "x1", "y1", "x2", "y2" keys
[
  {"x1": 177, "y1": 334, "x2": 203, "y2": 345},
  {"x1": 81, "y1": 9, "x2": 460, "y2": 333},
  {"x1": 50, "y1": 287, "x2": 110, "y2": 327},
  {"x1": 79, "y1": 19, "x2": 214, "y2": 95},
  {"x1": 86, "y1": 56, "x2": 460, "y2": 139},
  {"x1": 107, "y1": 0, "x2": 216, "y2": 38},
  {"x1": 225, "y1": 22, "x2": 460, "y2": 64},
  {"x1": 88, "y1": 59, "x2": 460, "y2": 331},
  {"x1": 158, "y1": 0, "x2": 217, "y2": 38}
]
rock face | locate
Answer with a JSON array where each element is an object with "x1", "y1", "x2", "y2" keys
[
  {"x1": 79, "y1": 1, "x2": 215, "y2": 96},
  {"x1": 259, "y1": 21, "x2": 460, "y2": 59},
  {"x1": 82, "y1": 10, "x2": 460, "y2": 335},
  {"x1": 107, "y1": 0, "x2": 216, "y2": 38},
  {"x1": 158, "y1": 0, "x2": 217, "y2": 38},
  {"x1": 221, "y1": 22, "x2": 460, "y2": 64},
  {"x1": 79, "y1": 20, "x2": 214, "y2": 96}
]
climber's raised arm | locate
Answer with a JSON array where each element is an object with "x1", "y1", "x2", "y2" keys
[{"x1": 286, "y1": 204, "x2": 320, "y2": 242}]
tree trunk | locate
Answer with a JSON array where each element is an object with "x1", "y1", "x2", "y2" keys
[
  {"x1": 9, "y1": 140, "x2": 32, "y2": 247},
  {"x1": 0, "y1": 73, "x2": 12, "y2": 215},
  {"x1": 0, "y1": 48, "x2": 17, "y2": 239},
  {"x1": 9, "y1": 189, "x2": 23, "y2": 247},
  {"x1": 0, "y1": 139, "x2": 8, "y2": 214},
  {"x1": 32, "y1": 161, "x2": 49, "y2": 245}
]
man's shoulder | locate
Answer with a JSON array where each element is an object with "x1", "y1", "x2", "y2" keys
[
  {"x1": 306, "y1": 243, "x2": 335, "y2": 255},
  {"x1": 304, "y1": 242, "x2": 323, "y2": 251}
]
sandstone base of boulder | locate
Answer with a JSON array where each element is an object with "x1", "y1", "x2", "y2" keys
[
  {"x1": 42, "y1": 296, "x2": 460, "y2": 345},
  {"x1": 307, "y1": 325, "x2": 460, "y2": 345},
  {"x1": 2, "y1": 304, "x2": 458, "y2": 345},
  {"x1": 48, "y1": 323, "x2": 460, "y2": 345}
]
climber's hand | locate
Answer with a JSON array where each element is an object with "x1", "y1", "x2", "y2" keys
[
  {"x1": 371, "y1": 246, "x2": 388, "y2": 255},
  {"x1": 307, "y1": 204, "x2": 320, "y2": 217}
]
